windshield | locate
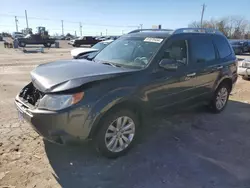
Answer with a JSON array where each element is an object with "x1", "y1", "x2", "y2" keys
[
  {"x1": 94, "y1": 37, "x2": 163, "y2": 68},
  {"x1": 91, "y1": 42, "x2": 108, "y2": 51}
]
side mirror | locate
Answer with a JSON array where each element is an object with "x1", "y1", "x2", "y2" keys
[{"x1": 159, "y1": 59, "x2": 178, "y2": 71}]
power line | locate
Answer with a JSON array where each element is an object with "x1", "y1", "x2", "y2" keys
[{"x1": 0, "y1": 13, "x2": 138, "y2": 28}]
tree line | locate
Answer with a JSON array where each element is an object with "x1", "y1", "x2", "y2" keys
[{"x1": 189, "y1": 16, "x2": 250, "y2": 39}]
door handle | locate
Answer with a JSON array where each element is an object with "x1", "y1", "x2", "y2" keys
[
  {"x1": 186, "y1": 73, "x2": 196, "y2": 77},
  {"x1": 216, "y1": 66, "x2": 223, "y2": 70}
]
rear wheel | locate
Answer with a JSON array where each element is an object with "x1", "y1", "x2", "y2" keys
[
  {"x1": 210, "y1": 83, "x2": 230, "y2": 113},
  {"x1": 95, "y1": 109, "x2": 139, "y2": 158}
]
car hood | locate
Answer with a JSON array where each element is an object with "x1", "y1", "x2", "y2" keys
[
  {"x1": 70, "y1": 48, "x2": 98, "y2": 57},
  {"x1": 30, "y1": 60, "x2": 136, "y2": 93}
]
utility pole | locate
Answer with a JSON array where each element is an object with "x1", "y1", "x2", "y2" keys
[
  {"x1": 139, "y1": 24, "x2": 143, "y2": 31},
  {"x1": 25, "y1": 10, "x2": 29, "y2": 28},
  {"x1": 79, "y1": 22, "x2": 82, "y2": 36},
  {"x1": 200, "y1": 4, "x2": 206, "y2": 27},
  {"x1": 75, "y1": 31, "x2": 76, "y2": 37},
  {"x1": 61, "y1": 20, "x2": 64, "y2": 36},
  {"x1": 15, "y1": 16, "x2": 18, "y2": 32},
  {"x1": 106, "y1": 29, "x2": 107, "y2": 36}
]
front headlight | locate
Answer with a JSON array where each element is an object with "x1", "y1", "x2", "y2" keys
[{"x1": 38, "y1": 92, "x2": 84, "y2": 110}]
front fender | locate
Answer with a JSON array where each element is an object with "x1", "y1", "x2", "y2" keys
[{"x1": 85, "y1": 87, "x2": 143, "y2": 138}]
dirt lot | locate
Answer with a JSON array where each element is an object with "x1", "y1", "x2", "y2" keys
[{"x1": 1, "y1": 42, "x2": 250, "y2": 188}]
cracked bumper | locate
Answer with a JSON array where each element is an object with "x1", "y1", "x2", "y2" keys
[{"x1": 15, "y1": 96, "x2": 93, "y2": 144}]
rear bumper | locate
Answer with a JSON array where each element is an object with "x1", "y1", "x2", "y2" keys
[
  {"x1": 238, "y1": 67, "x2": 250, "y2": 77},
  {"x1": 15, "y1": 96, "x2": 92, "y2": 144}
]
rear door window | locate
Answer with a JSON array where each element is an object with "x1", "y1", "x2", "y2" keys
[
  {"x1": 190, "y1": 36, "x2": 216, "y2": 63},
  {"x1": 213, "y1": 36, "x2": 232, "y2": 58}
]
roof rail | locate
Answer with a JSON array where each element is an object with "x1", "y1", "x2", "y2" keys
[
  {"x1": 173, "y1": 28, "x2": 223, "y2": 35},
  {"x1": 128, "y1": 29, "x2": 174, "y2": 34}
]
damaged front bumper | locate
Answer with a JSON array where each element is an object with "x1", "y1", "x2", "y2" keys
[{"x1": 15, "y1": 84, "x2": 94, "y2": 144}]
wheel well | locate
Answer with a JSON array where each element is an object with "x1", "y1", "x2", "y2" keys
[
  {"x1": 89, "y1": 101, "x2": 143, "y2": 138},
  {"x1": 219, "y1": 78, "x2": 232, "y2": 92}
]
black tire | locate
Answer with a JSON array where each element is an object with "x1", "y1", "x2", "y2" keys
[
  {"x1": 210, "y1": 83, "x2": 230, "y2": 113},
  {"x1": 239, "y1": 49, "x2": 243, "y2": 55},
  {"x1": 242, "y1": 76, "x2": 250, "y2": 81},
  {"x1": 19, "y1": 42, "x2": 26, "y2": 47},
  {"x1": 44, "y1": 42, "x2": 51, "y2": 48},
  {"x1": 95, "y1": 109, "x2": 139, "y2": 158}
]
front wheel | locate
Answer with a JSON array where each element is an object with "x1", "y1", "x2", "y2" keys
[
  {"x1": 242, "y1": 76, "x2": 250, "y2": 81},
  {"x1": 44, "y1": 42, "x2": 51, "y2": 47},
  {"x1": 19, "y1": 42, "x2": 26, "y2": 47},
  {"x1": 210, "y1": 84, "x2": 230, "y2": 113},
  {"x1": 95, "y1": 109, "x2": 139, "y2": 158}
]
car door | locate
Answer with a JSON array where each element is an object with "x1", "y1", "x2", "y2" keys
[
  {"x1": 188, "y1": 35, "x2": 218, "y2": 99},
  {"x1": 145, "y1": 35, "x2": 198, "y2": 110},
  {"x1": 31, "y1": 35, "x2": 38, "y2": 44}
]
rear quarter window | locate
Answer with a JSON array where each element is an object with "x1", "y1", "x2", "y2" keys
[{"x1": 213, "y1": 36, "x2": 232, "y2": 58}]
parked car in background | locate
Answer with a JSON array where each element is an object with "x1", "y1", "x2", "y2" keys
[
  {"x1": 12, "y1": 32, "x2": 25, "y2": 39},
  {"x1": 247, "y1": 40, "x2": 250, "y2": 52},
  {"x1": 230, "y1": 40, "x2": 249, "y2": 55},
  {"x1": 69, "y1": 36, "x2": 100, "y2": 47},
  {"x1": 71, "y1": 39, "x2": 114, "y2": 59},
  {"x1": 96, "y1": 36, "x2": 119, "y2": 41},
  {"x1": 238, "y1": 58, "x2": 250, "y2": 79},
  {"x1": 0, "y1": 35, "x2": 3, "y2": 41},
  {"x1": 15, "y1": 28, "x2": 237, "y2": 158},
  {"x1": 17, "y1": 34, "x2": 56, "y2": 47},
  {"x1": 96, "y1": 36, "x2": 106, "y2": 41}
]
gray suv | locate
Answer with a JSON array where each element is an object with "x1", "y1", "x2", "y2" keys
[{"x1": 15, "y1": 28, "x2": 238, "y2": 158}]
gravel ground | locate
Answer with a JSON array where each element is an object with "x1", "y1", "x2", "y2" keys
[{"x1": 1, "y1": 42, "x2": 250, "y2": 188}]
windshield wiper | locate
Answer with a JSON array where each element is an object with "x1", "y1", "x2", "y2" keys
[
  {"x1": 102, "y1": 61, "x2": 121, "y2": 67},
  {"x1": 93, "y1": 59, "x2": 122, "y2": 67}
]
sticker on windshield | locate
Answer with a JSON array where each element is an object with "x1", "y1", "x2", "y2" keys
[{"x1": 144, "y1": 37, "x2": 163, "y2": 43}]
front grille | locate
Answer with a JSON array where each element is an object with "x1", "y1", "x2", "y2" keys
[{"x1": 19, "y1": 82, "x2": 44, "y2": 106}]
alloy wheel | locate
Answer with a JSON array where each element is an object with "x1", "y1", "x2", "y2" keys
[
  {"x1": 215, "y1": 87, "x2": 228, "y2": 110},
  {"x1": 105, "y1": 116, "x2": 135, "y2": 153}
]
